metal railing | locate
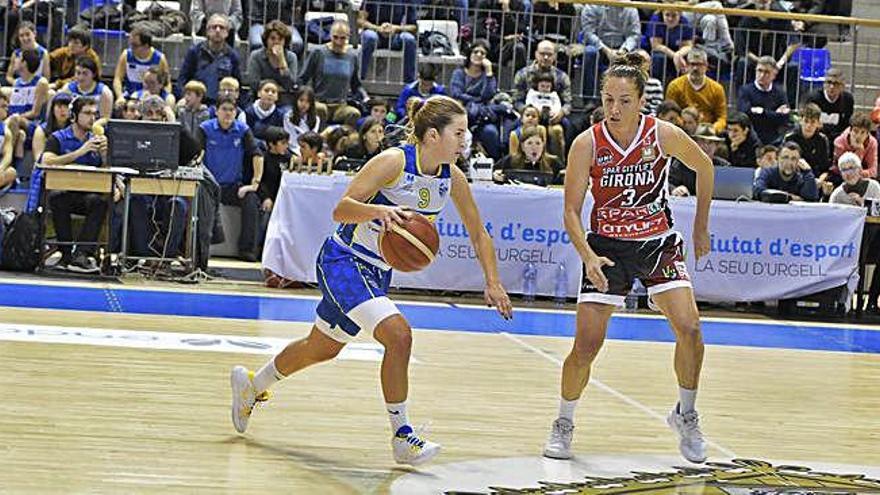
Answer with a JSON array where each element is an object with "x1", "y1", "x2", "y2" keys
[{"x1": 2, "y1": 0, "x2": 880, "y2": 111}]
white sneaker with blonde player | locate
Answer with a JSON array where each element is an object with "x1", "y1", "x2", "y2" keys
[
  {"x1": 667, "y1": 404, "x2": 707, "y2": 463},
  {"x1": 230, "y1": 365, "x2": 271, "y2": 434},
  {"x1": 543, "y1": 417, "x2": 574, "y2": 459},
  {"x1": 392, "y1": 425, "x2": 441, "y2": 466}
]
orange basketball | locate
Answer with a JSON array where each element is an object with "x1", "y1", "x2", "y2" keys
[{"x1": 379, "y1": 213, "x2": 440, "y2": 272}]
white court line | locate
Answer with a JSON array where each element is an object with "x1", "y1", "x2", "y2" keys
[{"x1": 500, "y1": 331, "x2": 738, "y2": 459}]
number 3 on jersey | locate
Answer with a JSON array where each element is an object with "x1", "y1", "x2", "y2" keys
[
  {"x1": 620, "y1": 188, "x2": 636, "y2": 206},
  {"x1": 417, "y1": 188, "x2": 430, "y2": 208}
]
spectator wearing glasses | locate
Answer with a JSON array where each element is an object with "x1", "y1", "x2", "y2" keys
[
  {"x1": 665, "y1": 48, "x2": 726, "y2": 134},
  {"x1": 299, "y1": 20, "x2": 364, "y2": 127},
  {"x1": 512, "y1": 40, "x2": 573, "y2": 156},
  {"x1": 736, "y1": 56, "x2": 791, "y2": 146},
  {"x1": 805, "y1": 69, "x2": 854, "y2": 139},
  {"x1": 41, "y1": 98, "x2": 109, "y2": 273},
  {"x1": 178, "y1": 14, "x2": 243, "y2": 103},
  {"x1": 191, "y1": 0, "x2": 243, "y2": 43},
  {"x1": 831, "y1": 152, "x2": 880, "y2": 313}
]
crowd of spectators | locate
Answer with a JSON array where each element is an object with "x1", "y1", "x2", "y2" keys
[{"x1": 0, "y1": 0, "x2": 877, "y2": 280}]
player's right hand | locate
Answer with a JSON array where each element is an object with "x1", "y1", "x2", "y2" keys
[
  {"x1": 583, "y1": 254, "x2": 615, "y2": 293},
  {"x1": 377, "y1": 205, "x2": 412, "y2": 232}
]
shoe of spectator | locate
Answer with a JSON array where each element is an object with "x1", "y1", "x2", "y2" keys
[{"x1": 67, "y1": 253, "x2": 100, "y2": 274}]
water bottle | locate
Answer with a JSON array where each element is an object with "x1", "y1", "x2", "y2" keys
[
  {"x1": 522, "y1": 262, "x2": 537, "y2": 302},
  {"x1": 624, "y1": 293, "x2": 639, "y2": 312},
  {"x1": 553, "y1": 262, "x2": 567, "y2": 306}
]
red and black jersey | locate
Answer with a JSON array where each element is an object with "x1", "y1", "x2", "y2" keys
[{"x1": 588, "y1": 115, "x2": 674, "y2": 240}]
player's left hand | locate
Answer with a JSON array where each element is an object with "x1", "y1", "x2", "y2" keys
[
  {"x1": 693, "y1": 227, "x2": 710, "y2": 260},
  {"x1": 485, "y1": 282, "x2": 513, "y2": 320}
]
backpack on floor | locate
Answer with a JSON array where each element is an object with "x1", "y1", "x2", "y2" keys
[{"x1": 0, "y1": 211, "x2": 41, "y2": 272}]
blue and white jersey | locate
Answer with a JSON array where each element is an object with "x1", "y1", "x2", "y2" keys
[
  {"x1": 123, "y1": 47, "x2": 163, "y2": 95},
  {"x1": 9, "y1": 75, "x2": 40, "y2": 116},
  {"x1": 332, "y1": 143, "x2": 453, "y2": 270}
]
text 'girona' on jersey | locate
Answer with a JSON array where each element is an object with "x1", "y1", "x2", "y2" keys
[
  {"x1": 332, "y1": 143, "x2": 452, "y2": 271},
  {"x1": 589, "y1": 114, "x2": 674, "y2": 240}
]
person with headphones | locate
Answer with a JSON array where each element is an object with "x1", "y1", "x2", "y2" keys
[{"x1": 41, "y1": 97, "x2": 110, "y2": 273}]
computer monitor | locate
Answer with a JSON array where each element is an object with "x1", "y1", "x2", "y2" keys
[
  {"x1": 106, "y1": 119, "x2": 180, "y2": 172},
  {"x1": 505, "y1": 169, "x2": 555, "y2": 187},
  {"x1": 713, "y1": 166, "x2": 755, "y2": 200}
]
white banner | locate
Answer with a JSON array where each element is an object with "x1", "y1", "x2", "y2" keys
[
  {"x1": 671, "y1": 198, "x2": 865, "y2": 302},
  {"x1": 263, "y1": 173, "x2": 589, "y2": 296},
  {"x1": 263, "y1": 173, "x2": 866, "y2": 301}
]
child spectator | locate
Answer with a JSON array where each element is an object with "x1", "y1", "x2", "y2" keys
[
  {"x1": 656, "y1": 100, "x2": 683, "y2": 127},
  {"x1": 524, "y1": 73, "x2": 565, "y2": 157},
  {"x1": 343, "y1": 117, "x2": 385, "y2": 161},
  {"x1": 396, "y1": 64, "x2": 445, "y2": 120},
  {"x1": 177, "y1": 81, "x2": 211, "y2": 134},
  {"x1": 508, "y1": 105, "x2": 547, "y2": 156},
  {"x1": 784, "y1": 103, "x2": 832, "y2": 197},
  {"x1": 495, "y1": 125, "x2": 564, "y2": 184},
  {"x1": 726, "y1": 111, "x2": 761, "y2": 168},
  {"x1": 244, "y1": 80, "x2": 286, "y2": 142},
  {"x1": 283, "y1": 86, "x2": 321, "y2": 157},
  {"x1": 209, "y1": 77, "x2": 247, "y2": 123},
  {"x1": 681, "y1": 107, "x2": 700, "y2": 136},
  {"x1": 130, "y1": 66, "x2": 175, "y2": 107},
  {"x1": 294, "y1": 131, "x2": 327, "y2": 172}
]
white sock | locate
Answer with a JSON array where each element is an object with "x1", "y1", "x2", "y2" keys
[
  {"x1": 558, "y1": 398, "x2": 578, "y2": 422},
  {"x1": 679, "y1": 387, "x2": 697, "y2": 414},
  {"x1": 386, "y1": 401, "x2": 409, "y2": 435},
  {"x1": 253, "y1": 358, "x2": 285, "y2": 393}
]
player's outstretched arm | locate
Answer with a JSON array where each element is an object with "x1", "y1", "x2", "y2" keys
[
  {"x1": 564, "y1": 131, "x2": 614, "y2": 292},
  {"x1": 659, "y1": 121, "x2": 714, "y2": 260},
  {"x1": 333, "y1": 148, "x2": 411, "y2": 230},
  {"x1": 450, "y1": 165, "x2": 513, "y2": 320}
]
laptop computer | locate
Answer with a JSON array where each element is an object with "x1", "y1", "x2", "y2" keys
[
  {"x1": 713, "y1": 166, "x2": 755, "y2": 200},
  {"x1": 505, "y1": 169, "x2": 555, "y2": 187},
  {"x1": 106, "y1": 119, "x2": 181, "y2": 172}
]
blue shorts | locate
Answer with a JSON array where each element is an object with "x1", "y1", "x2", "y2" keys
[{"x1": 314, "y1": 238, "x2": 400, "y2": 343}]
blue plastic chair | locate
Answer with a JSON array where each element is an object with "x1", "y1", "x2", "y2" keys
[{"x1": 795, "y1": 47, "x2": 832, "y2": 83}]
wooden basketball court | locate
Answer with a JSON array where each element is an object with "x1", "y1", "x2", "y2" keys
[{"x1": 1, "y1": 277, "x2": 879, "y2": 494}]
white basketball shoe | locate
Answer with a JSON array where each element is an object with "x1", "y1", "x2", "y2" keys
[
  {"x1": 230, "y1": 366, "x2": 271, "y2": 434},
  {"x1": 667, "y1": 403, "x2": 707, "y2": 463},
  {"x1": 543, "y1": 417, "x2": 574, "y2": 460},
  {"x1": 392, "y1": 425, "x2": 442, "y2": 466}
]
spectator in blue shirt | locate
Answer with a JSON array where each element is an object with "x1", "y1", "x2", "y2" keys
[
  {"x1": 396, "y1": 64, "x2": 446, "y2": 120},
  {"x1": 357, "y1": 0, "x2": 418, "y2": 83},
  {"x1": 754, "y1": 141, "x2": 819, "y2": 201},
  {"x1": 178, "y1": 14, "x2": 243, "y2": 103},
  {"x1": 648, "y1": 9, "x2": 694, "y2": 83},
  {"x1": 41, "y1": 98, "x2": 109, "y2": 273},
  {"x1": 197, "y1": 95, "x2": 265, "y2": 260}
]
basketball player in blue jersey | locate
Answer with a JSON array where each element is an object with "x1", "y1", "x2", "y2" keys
[{"x1": 230, "y1": 95, "x2": 513, "y2": 465}]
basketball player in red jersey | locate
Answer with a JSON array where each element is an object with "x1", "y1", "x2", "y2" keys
[{"x1": 543, "y1": 54, "x2": 714, "y2": 463}]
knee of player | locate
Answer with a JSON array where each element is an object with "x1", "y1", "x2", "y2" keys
[
  {"x1": 571, "y1": 337, "x2": 603, "y2": 365},
  {"x1": 676, "y1": 319, "x2": 702, "y2": 339},
  {"x1": 377, "y1": 323, "x2": 412, "y2": 353}
]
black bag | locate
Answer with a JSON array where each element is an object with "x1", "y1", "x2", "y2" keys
[
  {"x1": 419, "y1": 31, "x2": 455, "y2": 57},
  {"x1": 0, "y1": 211, "x2": 41, "y2": 272}
]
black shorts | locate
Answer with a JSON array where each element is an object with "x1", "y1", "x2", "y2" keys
[{"x1": 579, "y1": 231, "x2": 692, "y2": 306}]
